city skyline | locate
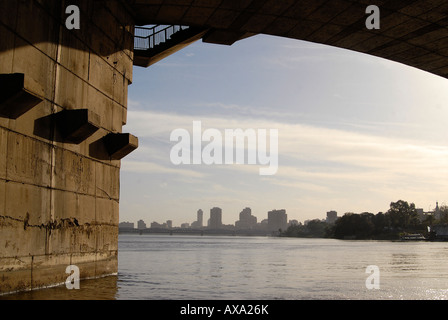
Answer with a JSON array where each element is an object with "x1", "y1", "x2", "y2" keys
[
  {"x1": 120, "y1": 199, "x2": 445, "y2": 230},
  {"x1": 120, "y1": 206, "x2": 290, "y2": 230},
  {"x1": 119, "y1": 34, "x2": 448, "y2": 227}
]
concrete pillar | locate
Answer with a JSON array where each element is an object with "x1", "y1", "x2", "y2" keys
[{"x1": 0, "y1": 0, "x2": 136, "y2": 294}]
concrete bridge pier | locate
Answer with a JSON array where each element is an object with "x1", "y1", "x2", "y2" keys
[{"x1": 0, "y1": 0, "x2": 137, "y2": 293}]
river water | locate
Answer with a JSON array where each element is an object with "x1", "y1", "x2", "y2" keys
[{"x1": 3, "y1": 234, "x2": 448, "y2": 300}]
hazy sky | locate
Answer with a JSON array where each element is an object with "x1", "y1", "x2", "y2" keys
[{"x1": 119, "y1": 34, "x2": 448, "y2": 227}]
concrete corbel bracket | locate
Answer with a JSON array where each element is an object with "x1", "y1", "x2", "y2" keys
[
  {"x1": 54, "y1": 109, "x2": 101, "y2": 144},
  {"x1": 103, "y1": 132, "x2": 139, "y2": 160},
  {"x1": 0, "y1": 73, "x2": 43, "y2": 119}
]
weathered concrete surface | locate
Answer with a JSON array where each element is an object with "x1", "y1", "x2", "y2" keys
[
  {"x1": 0, "y1": 0, "x2": 135, "y2": 294},
  {"x1": 129, "y1": 0, "x2": 448, "y2": 79}
]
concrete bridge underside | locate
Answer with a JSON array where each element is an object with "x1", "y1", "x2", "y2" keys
[
  {"x1": 130, "y1": 0, "x2": 448, "y2": 79},
  {"x1": 0, "y1": 0, "x2": 447, "y2": 294}
]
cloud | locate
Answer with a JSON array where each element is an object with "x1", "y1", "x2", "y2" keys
[
  {"x1": 122, "y1": 160, "x2": 206, "y2": 178},
  {"x1": 123, "y1": 108, "x2": 448, "y2": 188},
  {"x1": 121, "y1": 98, "x2": 448, "y2": 225},
  {"x1": 121, "y1": 35, "x2": 448, "y2": 225}
]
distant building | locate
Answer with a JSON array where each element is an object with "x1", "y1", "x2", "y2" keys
[
  {"x1": 197, "y1": 209, "x2": 203, "y2": 227},
  {"x1": 326, "y1": 211, "x2": 338, "y2": 224},
  {"x1": 191, "y1": 209, "x2": 204, "y2": 228},
  {"x1": 166, "y1": 220, "x2": 173, "y2": 229},
  {"x1": 151, "y1": 221, "x2": 169, "y2": 229},
  {"x1": 191, "y1": 221, "x2": 200, "y2": 228},
  {"x1": 434, "y1": 202, "x2": 441, "y2": 220},
  {"x1": 258, "y1": 219, "x2": 268, "y2": 230},
  {"x1": 119, "y1": 221, "x2": 134, "y2": 229},
  {"x1": 421, "y1": 202, "x2": 443, "y2": 221},
  {"x1": 137, "y1": 219, "x2": 147, "y2": 230},
  {"x1": 150, "y1": 221, "x2": 162, "y2": 228},
  {"x1": 209, "y1": 207, "x2": 222, "y2": 229},
  {"x1": 268, "y1": 209, "x2": 287, "y2": 232},
  {"x1": 235, "y1": 207, "x2": 257, "y2": 229},
  {"x1": 416, "y1": 208, "x2": 425, "y2": 221},
  {"x1": 181, "y1": 223, "x2": 190, "y2": 228}
]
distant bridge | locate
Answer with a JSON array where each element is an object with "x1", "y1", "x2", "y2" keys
[{"x1": 119, "y1": 228, "x2": 271, "y2": 236}]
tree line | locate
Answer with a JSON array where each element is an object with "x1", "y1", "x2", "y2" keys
[{"x1": 281, "y1": 200, "x2": 448, "y2": 240}]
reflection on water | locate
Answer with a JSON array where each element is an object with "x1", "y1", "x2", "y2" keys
[
  {"x1": 0, "y1": 275, "x2": 118, "y2": 300},
  {"x1": 2, "y1": 235, "x2": 448, "y2": 300}
]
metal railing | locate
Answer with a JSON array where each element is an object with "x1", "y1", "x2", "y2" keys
[{"x1": 134, "y1": 25, "x2": 190, "y2": 50}]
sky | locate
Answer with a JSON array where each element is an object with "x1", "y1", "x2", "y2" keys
[{"x1": 119, "y1": 34, "x2": 448, "y2": 227}]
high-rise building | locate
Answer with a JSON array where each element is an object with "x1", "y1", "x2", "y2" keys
[
  {"x1": 209, "y1": 207, "x2": 222, "y2": 229},
  {"x1": 235, "y1": 207, "x2": 257, "y2": 229},
  {"x1": 197, "y1": 209, "x2": 203, "y2": 227},
  {"x1": 268, "y1": 209, "x2": 287, "y2": 232},
  {"x1": 326, "y1": 211, "x2": 338, "y2": 224},
  {"x1": 191, "y1": 209, "x2": 204, "y2": 228},
  {"x1": 137, "y1": 219, "x2": 147, "y2": 230}
]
